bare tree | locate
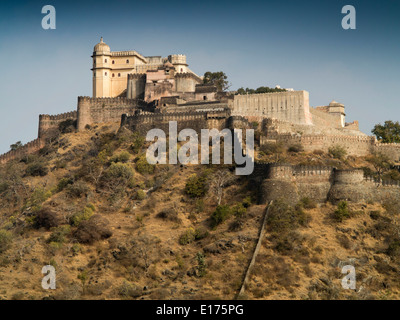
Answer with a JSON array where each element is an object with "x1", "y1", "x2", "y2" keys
[{"x1": 209, "y1": 169, "x2": 236, "y2": 205}]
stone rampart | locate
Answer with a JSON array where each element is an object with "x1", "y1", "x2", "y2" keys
[{"x1": 0, "y1": 138, "x2": 45, "y2": 164}]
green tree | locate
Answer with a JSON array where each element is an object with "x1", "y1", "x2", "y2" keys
[
  {"x1": 366, "y1": 152, "x2": 393, "y2": 181},
  {"x1": 203, "y1": 71, "x2": 230, "y2": 92},
  {"x1": 372, "y1": 121, "x2": 400, "y2": 143},
  {"x1": 10, "y1": 141, "x2": 22, "y2": 151}
]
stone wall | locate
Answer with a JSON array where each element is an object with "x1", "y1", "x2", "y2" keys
[
  {"x1": 120, "y1": 109, "x2": 231, "y2": 136},
  {"x1": 0, "y1": 138, "x2": 45, "y2": 164},
  {"x1": 258, "y1": 163, "x2": 400, "y2": 205},
  {"x1": 38, "y1": 111, "x2": 78, "y2": 138},
  {"x1": 230, "y1": 91, "x2": 312, "y2": 125},
  {"x1": 262, "y1": 133, "x2": 376, "y2": 157},
  {"x1": 77, "y1": 96, "x2": 147, "y2": 131}
]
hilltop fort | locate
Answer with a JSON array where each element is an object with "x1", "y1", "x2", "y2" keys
[{"x1": 1, "y1": 37, "x2": 399, "y2": 173}]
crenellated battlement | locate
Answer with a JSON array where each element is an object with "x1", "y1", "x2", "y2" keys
[
  {"x1": 0, "y1": 138, "x2": 45, "y2": 164},
  {"x1": 77, "y1": 96, "x2": 144, "y2": 104},
  {"x1": 39, "y1": 111, "x2": 77, "y2": 121}
]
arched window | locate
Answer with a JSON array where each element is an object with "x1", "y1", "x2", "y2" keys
[
  {"x1": 112, "y1": 73, "x2": 115, "y2": 77},
  {"x1": 105, "y1": 72, "x2": 108, "y2": 76},
  {"x1": 112, "y1": 60, "x2": 115, "y2": 64},
  {"x1": 181, "y1": 68, "x2": 183, "y2": 72},
  {"x1": 126, "y1": 60, "x2": 129, "y2": 64},
  {"x1": 118, "y1": 73, "x2": 121, "y2": 77},
  {"x1": 105, "y1": 59, "x2": 107, "y2": 63}
]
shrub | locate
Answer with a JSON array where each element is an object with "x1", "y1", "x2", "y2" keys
[
  {"x1": 288, "y1": 144, "x2": 304, "y2": 153},
  {"x1": 110, "y1": 151, "x2": 131, "y2": 164},
  {"x1": 66, "y1": 181, "x2": 90, "y2": 198},
  {"x1": 313, "y1": 149, "x2": 324, "y2": 156},
  {"x1": 300, "y1": 197, "x2": 317, "y2": 209},
  {"x1": 25, "y1": 160, "x2": 49, "y2": 177},
  {"x1": 102, "y1": 163, "x2": 134, "y2": 185},
  {"x1": 0, "y1": 229, "x2": 13, "y2": 253},
  {"x1": 242, "y1": 196, "x2": 252, "y2": 208},
  {"x1": 35, "y1": 208, "x2": 61, "y2": 230},
  {"x1": 156, "y1": 208, "x2": 180, "y2": 223},
  {"x1": 130, "y1": 133, "x2": 145, "y2": 154},
  {"x1": 70, "y1": 206, "x2": 95, "y2": 226},
  {"x1": 135, "y1": 155, "x2": 155, "y2": 175},
  {"x1": 266, "y1": 199, "x2": 311, "y2": 232},
  {"x1": 333, "y1": 201, "x2": 351, "y2": 222},
  {"x1": 211, "y1": 205, "x2": 231, "y2": 228},
  {"x1": 118, "y1": 281, "x2": 142, "y2": 298},
  {"x1": 185, "y1": 173, "x2": 208, "y2": 198},
  {"x1": 56, "y1": 177, "x2": 73, "y2": 192},
  {"x1": 328, "y1": 145, "x2": 347, "y2": 160},
  {"x1": 73, "y1": 215, "x2": 112, "y2": 244},
  {"x1": 136, "y1": 189, "x2": 146, "y2": 200},
  {"x1": 232, "y1": 203, "x2": 247, "y2": 219},
  {"x1": 24, "y1": 188, "x2": 52, "y2": 213},
  {"x1": 48, "y1": 225, "x2": 71, "y2": 244},
  {"x1": 260, "y1": 143, "x2": 284, "y2": 155},
  {"x1": 194, "y1": 228, "x2": 209, "y2": 240},
  {"x1": 196, "y1": 252, "x2": 207, "y2": 277},
  {"x1": 179, "y1": 228, "x2": 196, "y2": 245}
]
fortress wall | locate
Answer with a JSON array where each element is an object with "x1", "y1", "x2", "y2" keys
[
  {"x1": 230, "y1": 91, "x2": 312, "y2": 125},
  {"x1": 294, "y1": 166, "x2": 333, "y2": 183},
  {"x1": 310, "y1": 107, "x2": 342, "y2": 128},
  {"x1": 165, "y1": 102, "x2": 229, "y2": 113},
  {"x1": 374, "y1": 143, "x2": 400, "y2": 161},
  {"x1": 121, "y1": 110, "x2": 230, "y2": 136},
  {"x1": 38, "y1": 111, "x2": 77, "y2": 138},
  {"x1": 0, "y1": 138, "x2": 45, "y2": 164},
  {"x1": 263, "y1": 133, "x2": 376, "y2": 156},
  {"x1": 334, "y1": 169, "x2": 364, "y2": 184},
  {"x1": 259, "y1": 163, "x2": 400, "y2": 205},
  {"x1": 77, "y1": 96, "x2": 147, "y2": 131}
]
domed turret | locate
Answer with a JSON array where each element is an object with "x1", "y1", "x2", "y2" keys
[
  {"x1": 94, "y1": 37, "x2": 110, "y2": 53},
  {"x1": 329, "y1": 100, "x2": 344, "y2": 107}
]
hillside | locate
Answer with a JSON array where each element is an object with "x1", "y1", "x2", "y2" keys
[{"x1": 0, "y1": 123, "x2": 400, "y2": 300}]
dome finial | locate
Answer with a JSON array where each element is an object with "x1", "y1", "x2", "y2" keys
[{"x1": 100, "y1": 37, "x2": 103, "y2": 43}]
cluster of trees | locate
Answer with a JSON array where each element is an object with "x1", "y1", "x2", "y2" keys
[
  {"x1": 372, "y1": 121, "x2": 400, "y2": 143},
  {"x1": 203, "y1": 71, "x2": 230, "y2": 92},
  {"x1": 235, "y1": 86, "x2": 287, "y2": 95}
]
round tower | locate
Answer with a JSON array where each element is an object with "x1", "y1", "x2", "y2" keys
[
  {"x1": 92, "y1": 37, "x2": 111, "y2": 97},
  {"x1": 168, "y1": 54, "x2": 188, "y2": 73}
]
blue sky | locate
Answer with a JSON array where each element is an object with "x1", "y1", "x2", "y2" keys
[{"x1": 0, "y1": 0, "x2": 399, "y2": 153}]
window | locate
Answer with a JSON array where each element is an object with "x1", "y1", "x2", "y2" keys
[
  {"x1": 181, "y1": 68, "x2": 183, "y2": 72},
  {"x1": 203, "y1": 96, "x2": 207, "y2": 100},
  {"x1": 112, "y1": 60, "x2": 115, "y2": 64},
  {"x1": 112, "y1": 73, "x2": 115, "y2": 77},
  {"x1": 105, "y1": 72, "x2": 107, "y2": 76},
  {"x1": 118, "y1": 73, "x2": 121, "y2": 77},
  {"x1": 105, "y1": 59, "x2": 107, "y2": 63},
  {"x1": 126, "y1": 60, "x2": 129, "y2": 64}
]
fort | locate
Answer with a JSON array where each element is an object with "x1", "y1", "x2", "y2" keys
[{"x1": 0, "y1": 37, "x2": 399, "y2": 203}]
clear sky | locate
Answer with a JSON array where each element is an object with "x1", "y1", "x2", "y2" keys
[{"x1": 0, "y1": 0, "x2": 399, "y2": 154}]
